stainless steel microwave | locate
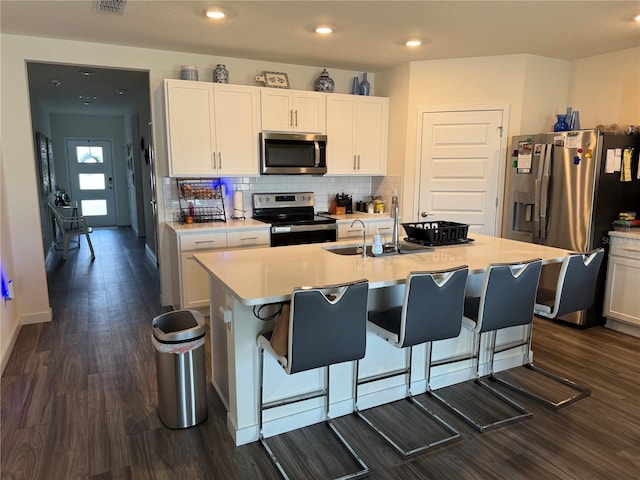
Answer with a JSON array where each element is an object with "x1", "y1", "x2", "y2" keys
[{"x1": 260, "y1": 132, "x2": 327, "y2": 175}]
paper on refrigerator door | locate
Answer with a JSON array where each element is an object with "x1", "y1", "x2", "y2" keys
[
  {"x1": 605, "y1": 148, "x2": 622, "y2": 173},
  {"x1": 517, "y1": 140, "x2": 533, "y2": 173},
  {"x1": 620, "y1": 148, "x2": 632, "y2": 182}
]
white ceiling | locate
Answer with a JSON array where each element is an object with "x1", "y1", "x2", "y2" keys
[{"x1": 3, "y1": 0, "x2": 639, "y2": 114}]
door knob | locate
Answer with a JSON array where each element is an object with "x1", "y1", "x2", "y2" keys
[{"x1": 420, "y1": 211, "x2": 430, "y2": 218}]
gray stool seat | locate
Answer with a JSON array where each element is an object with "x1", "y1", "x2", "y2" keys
[
  {"x1": 429, "y1": 259, "x2": 543, "y2": 432},
  {"x1": 257, "y1": 279, "x2": 370, "y2": 480},
  {"x1": 489, "y1": 250, "x2": 603, "y2": 409},
  {"x1": 355, "y1": 266, "x2": 468, "y2": 457}
]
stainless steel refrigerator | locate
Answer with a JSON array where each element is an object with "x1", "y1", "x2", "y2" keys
[{"x1": 504, "y1": 130, "x2": 640, "y2": 326}]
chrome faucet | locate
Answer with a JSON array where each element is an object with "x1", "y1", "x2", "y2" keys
[
  {"x1": 390, "y1": 194, "x2": 400, "y2": 252},
  {"x1": 351, "y1": 219, "x2": 367, "y2": 258}
]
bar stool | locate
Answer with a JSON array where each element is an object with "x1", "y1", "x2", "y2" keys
[
  {"x1": 257, "y1": 279, "x2": 370, "y2": 480},
  {"x1": 490, "y1": 249, "x2": 604, "y2": 409},
  {"x1": 430, "y1": 259, "x2": 542, "y2": 432},
  {"x1": 354, "y1": 266, "x2": 468, "y2": 457}
]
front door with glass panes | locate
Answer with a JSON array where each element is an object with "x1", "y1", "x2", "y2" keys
[{"x1": 66, "y1": 138, "x2": 116, "y2": 227}]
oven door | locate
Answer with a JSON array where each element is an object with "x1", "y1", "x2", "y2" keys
[{"x1": 271, "y1": 224, "x2": 337, "y2": 247}]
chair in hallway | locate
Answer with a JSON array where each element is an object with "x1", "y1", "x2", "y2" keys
[
  {"x1": 257, "y1": 279, "x2": 370, "y2": 480},
  {"x1": 354, "y1": 266, "x2": 468, "y2": 457},
  {"x1": 48, "y1": 202, "x2": 95, "y2": 261},
  {"x1": 490, "y1": 249, "x2": 604, "y2": 409},
  {"x1": 430, "y1": 259, "x2": 542, "y2": 432}
]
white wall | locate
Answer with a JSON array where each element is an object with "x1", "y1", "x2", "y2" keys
[
  {"x1": 376, "y1": 54, "x2": 572, "y2": 221},
  {"x1": 568, "y1": 46, "x2": 640, "y2": 127},
  {"x1": 0, "y1": 33, "x2": 371, "y2": 368},
  {"x1": 1, "y1": 151, "x2": 21, "y2": 373}
]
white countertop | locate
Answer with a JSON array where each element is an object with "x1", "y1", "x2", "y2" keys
[
  {"x1": 609, "y1": 229, "x2": 640, "y2": 240},
  {"x1": 194, "y1": 234, "x2": 570, "y2": 306}
]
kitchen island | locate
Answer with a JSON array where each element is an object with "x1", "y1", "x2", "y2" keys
[{"x1": 194, "y1": 234, "x2": 570, "y2": 445}]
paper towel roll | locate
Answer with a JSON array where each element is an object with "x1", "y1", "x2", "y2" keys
[{"x1": 233, "y1": 191, "x2": 245, "y2": 219}]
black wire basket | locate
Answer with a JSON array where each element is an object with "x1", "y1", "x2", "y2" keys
[{"x1": 401, "y1": 221, "x2": 469, "y2": 244}]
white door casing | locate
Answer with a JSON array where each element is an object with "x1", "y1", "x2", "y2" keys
[
  {"x1": 416, "y1": 107, "x2": 508, "y2": 236},
  {"x1": 66, "y1": 138, "x2": 117, "y2": 227}
]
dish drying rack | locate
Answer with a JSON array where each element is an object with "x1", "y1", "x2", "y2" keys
[{"x1": 177, "y1": 178, "x2": 226, "y2": 223}]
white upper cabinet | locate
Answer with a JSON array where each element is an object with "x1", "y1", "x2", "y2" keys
[
  {"x1": 165, "y1": 80, "x2": 216, "y2": 176},
  {"x1": 326, "y1": 94, "x2": 388, "y2": 175},
  {"x1": 260, "y1": 89, "x2": 326, "y2": 133},
  {"x1": 165, "y1": 79, "x2": 259, "y2": 176},
  {"x1": 213, "y1": 84, "x2": 260, "y2": 176}
]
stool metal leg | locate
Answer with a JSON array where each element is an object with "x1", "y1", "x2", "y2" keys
[
  {"x1": 259, "y1": 346, "x2": 369, "y2": 480},
  {"x1": 429, "y1": 332, "x2": 532, "y2": 433},
  {"x1": 355, "y1": 346, "x2": 461, "y2": 457},
  {"x1": 490, "y1": 323, "x2": 591, "y2": 409}
]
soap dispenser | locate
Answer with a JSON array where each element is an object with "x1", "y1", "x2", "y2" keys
[{"x1": 372, "y1": 229, "x2": 383, "y2": 255}]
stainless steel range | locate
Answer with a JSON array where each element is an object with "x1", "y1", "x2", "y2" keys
[{"x1": 253, "y1": 192, "x2": 337, "y2": 247}]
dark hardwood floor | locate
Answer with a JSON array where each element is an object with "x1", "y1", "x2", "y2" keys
[{"x1": 2, "y1": 227, "x2": 639, "y2": 479}]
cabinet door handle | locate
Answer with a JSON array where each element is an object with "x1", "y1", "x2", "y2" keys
[
  {"x1": 239, "y1": 236, "x2": 258, "y2": 241},
  {"x1": 353, "y1": 155, "x2": 357, "y2": 170},
  {"x1": 218, "y1": 152, "x2": 222, "y2": 170},
  {"x1": 357, "y1": 154, "x2": 361, "y2": 170},
  {"x1": 294, "y1": 110, "x2": 298, "y2": 127},
  {"x1": 211, "y1": 153, "x2": 216, "y2": 170},
  {"x1": 195, "y1": 240, "x2": 215, "y2": 245},
  {"x1": 290, "y1": 109, "x2": 294, "y2": 127}
]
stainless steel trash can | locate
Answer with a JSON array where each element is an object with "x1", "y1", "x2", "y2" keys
[{"x1": 152, "y1": 309, "x2": 207, "y2": 429}]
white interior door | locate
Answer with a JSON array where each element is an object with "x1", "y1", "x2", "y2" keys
[
  {"x1": 417, "y1": 109, "x2": 506, "y2": 235},
  {"x1": 66, "y1": 138, "x2": 116, "y2": 227}
]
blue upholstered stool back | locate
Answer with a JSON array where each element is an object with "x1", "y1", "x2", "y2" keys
[
  {"x1": 400, "y1": 267, "x2": 469, "y2": 347},
  {"x1": 552, "y1": 249, "x2": 604, "y2": 318},
  {"x1": 471, "y1": 259, "x2": 542, "y2": 333},
  {"x1": 287, "y1": 279, "x2": 369, "y2": 374}
]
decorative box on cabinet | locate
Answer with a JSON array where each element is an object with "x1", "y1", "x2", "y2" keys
[
  {"x1": 260, "y1": 89, "x2": 326, "y2": 133},
  {"x1": 164, "y1": 79, "x2": 259, "y2": 176},
  {"x1": 326, "y1": 94, "x2": 388, "y2": 175},
  {"x1": 604, "y1": 232, "x2": 640, "y2": 337}
]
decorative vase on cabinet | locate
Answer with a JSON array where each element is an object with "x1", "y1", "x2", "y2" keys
[
  {"x1": 314, "y1": 68, "x2": 335, "y2": 93},
  {"x1": 352, "y1": 76, "x2": 361, "y2": 95},
  {"x1": 359, "y1": 72, "x2": 370, "y2": 96},
  {"x1": 213, "y1": 64, "x2": 229, "y2": 83},
  {"x1": 553, "y1": 114, "x2": 569, "y2": 132}
]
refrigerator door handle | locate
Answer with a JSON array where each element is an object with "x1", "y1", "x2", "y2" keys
[
  {"x1": 533, "y1": 143, "x2": 546, "y2": 241},
  {"x1": 539, "y1": 143, "x2": 552, "y2": 240}
]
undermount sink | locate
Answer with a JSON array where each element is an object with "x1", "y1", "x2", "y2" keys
[{"x1": 323, "y1": 242, "x2": 433, "y2": 256}]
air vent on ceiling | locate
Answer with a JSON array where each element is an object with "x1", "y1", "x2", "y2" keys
[{"x1": 94, "y1": 0, "x2": 127, "y2": 15}]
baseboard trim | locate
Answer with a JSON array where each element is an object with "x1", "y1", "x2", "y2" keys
[
  {"x1": 1, "y1": 323, "x2": 22, "y2": 375},
  {"x1": 21, "y1": 308, "x2": 53, "y2": 325}
]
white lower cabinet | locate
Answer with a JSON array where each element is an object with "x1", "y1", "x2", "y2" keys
[
  {"x1": 604, "y1": 234, "x2": 640, "y2": 335},
  {"x1": 174, "y1": 228, "x2": 269, "y2": 309}
]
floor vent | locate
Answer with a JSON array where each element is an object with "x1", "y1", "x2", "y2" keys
[{"x1": 94, "y1": 0, "x2": 127, "y2": 15}]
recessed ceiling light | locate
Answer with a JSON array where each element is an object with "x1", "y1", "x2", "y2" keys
[
  {"x1": 79, "y1": 69, "x2": 95, "y2": 76},
  {"x1": 315, "y1": 26, "x2": 333, "y2": 34},
  {"x1": 635, "y1": 14, "x2": 640, "y2": 21},
  {"x1": 406, "y1": 40, "x2": 422, "y2": 47},
  {"x1": 206, "y1": 9, "x2": 225, "y2": 19}
]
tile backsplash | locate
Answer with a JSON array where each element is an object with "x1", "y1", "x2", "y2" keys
[{"x1": 163, "y1": 175, "x2": 401, "y2": 221}]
